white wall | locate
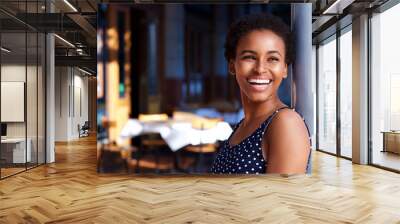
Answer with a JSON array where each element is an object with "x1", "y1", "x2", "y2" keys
[
  {"x1": 55, "y1": 66, "x2": 69, "y2": 141},
  {"x1": 1, "y1": 65, "x2": 31, "y2": 138},
  {"x1": 55, "y1": 67, "x2": 89, "y2": 141},
  {"x1": 1, "y1": 65, "x2": 26, "y2": 143},
  {"x1": 72, "y1": 71, "x2": 89, "y2": 138}
]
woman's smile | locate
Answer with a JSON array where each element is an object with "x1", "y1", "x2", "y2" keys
[{"x1": 246, "y1": 77, "x2": 273, "y2": 92}]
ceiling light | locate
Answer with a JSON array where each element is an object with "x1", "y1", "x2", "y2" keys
[
  {"x1": 78, "y1": 67, "x2": 93, "y2": 76},
  {"x1": 54, "y1": 34, "x2": 75, "y2": 48},
  {"x1": 322, "y1": 0, "x2": 355, "y2": 15},
  {"x1": 63, "y1": 0, "x2": 78, "y2": 12},
  {"x1": 1, "y1": 47, "x2": 11, "y2": 53}
]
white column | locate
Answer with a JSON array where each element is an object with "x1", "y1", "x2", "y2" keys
[
  {"x1": 352, "y1": 14, "x2": 369, "y2": 164},
  {"x1": 46, "y1": 33, "x2": 55, "y2": 163},
  {"x1": 46, "y1": 1, "x2": 55, "y2": 163}
]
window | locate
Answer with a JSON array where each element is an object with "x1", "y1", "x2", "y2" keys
[
  {"x1": 371, "y1": 3, "x2": 400, "y2": 171},
  {"x1": 317, "y1": 36, "x2": 337, "y2": 154},
  {"x1": 339, "y1": 28, "x2": 352, "y2": 158}
]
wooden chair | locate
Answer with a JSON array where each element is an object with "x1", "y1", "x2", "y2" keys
[
  {"x1": 182, "y1": 143, "x2": 219, "y2": 173},
  {"x1": 134, "y1": 134, "x2": 175, "y2": 173},
  {"x1": 97, "y1": 143, "x2": 136, "y2": 173},
  {"x1": 180, "y1": 117, "x2": 222, "y2": 173},
  {"x1": 78, "y1": 121, "x2": 90, "y2": 138}
]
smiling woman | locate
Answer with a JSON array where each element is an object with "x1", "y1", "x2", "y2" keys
[{"x1": 210, "y1": 13, "x2": 312, "y2": 175}]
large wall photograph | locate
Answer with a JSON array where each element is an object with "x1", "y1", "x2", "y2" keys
[{"x1": 97, "y1": 3, "x2": 313, "y2": 175}]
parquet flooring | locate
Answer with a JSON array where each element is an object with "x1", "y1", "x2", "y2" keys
[
  {"x1": 373, "y1": 151, "x2": 400, "y2": 171},
  {"x1": 1, "y1": 167, "x2": 26, "y2": 178},
  {"x1": 1, "y1": 135, "x2": 400, "y2": 223}
]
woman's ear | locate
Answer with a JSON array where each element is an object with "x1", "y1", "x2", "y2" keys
[
  {"x1": 283, "y1": 64, "x2": 288, "y2": 79},
  {"x1": 228, "y1": 60, "x2": 236, "y2": 76}
]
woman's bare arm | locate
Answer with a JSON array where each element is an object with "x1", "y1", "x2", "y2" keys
[{"x1": 263, "y1": 109, "x2": 310, "y2": 174}]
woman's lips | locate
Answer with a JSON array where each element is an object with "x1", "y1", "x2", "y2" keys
[{"x1": 247, "y1": 78, "x2": 273, "y2": 91}]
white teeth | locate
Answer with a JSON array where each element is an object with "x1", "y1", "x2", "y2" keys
[{"x1": 248, "y1": 79, "x2": 272, "y2": 84}]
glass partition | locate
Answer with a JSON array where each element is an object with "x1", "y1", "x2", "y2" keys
[
  {"x1": 27, "y1": 30, "x2": 38, "y2": 169},
  {"x1": 38, "y1": 31, "x2": 45, "y2": 165},
  {"x1": 0, "y1": 0, "x2": 46, "y2": 179},
  {"x1": 0, "y1": 30, "x2": 28, "y2": 177}
]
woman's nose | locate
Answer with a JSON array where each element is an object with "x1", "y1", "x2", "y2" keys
[{"x1": 254, "y1": 59, "x2": 267, "y2": 74}]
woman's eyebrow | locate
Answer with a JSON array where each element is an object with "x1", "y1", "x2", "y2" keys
[
  {"x1": 239, "y1": 50, "x2": 257, "y2": 55},
  {"x1": 267, "y1": 50, "x2": 282, "y2": 56},
  {"x1": 239, "y1": 50, "x2": 282, "y2": 56}
]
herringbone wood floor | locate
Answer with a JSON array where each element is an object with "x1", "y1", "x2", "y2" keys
[{"x1": 1, "y1": 135, "x2": 400, "y2": 223}]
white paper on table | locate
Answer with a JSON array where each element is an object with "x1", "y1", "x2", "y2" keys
[
  {"x1": 215, "y1": 122, "x2": 233, "y2": 140},
  {"x1": 142, "y1": 122, "x2": 171, "y2": 137},
  {"x1": 160, "y1": 122, "x2": 193, "y2": 151},
  {"x1": 160, "y1": 129, "x2": 192, "y2": 151},
  {"x1": 187, "y1": 122, "x2": 233, "y2": 145},
  {"x1": 119, "y1": 119, "x2": 233, "y2": 152},
  {"x1": 120, "y1": 119, "x2": 143, "y2": 138},
  {"x1": 164, "y1": 121, "x2": 233, "y2": 149}
]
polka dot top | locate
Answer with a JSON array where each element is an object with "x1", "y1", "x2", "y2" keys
[{"x1": 210, "y1": 107, "x2": 312, "y2": 174}]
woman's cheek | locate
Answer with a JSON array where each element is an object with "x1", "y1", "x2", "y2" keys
[
  {"x1": 236, "y1": 62, "x2": 254, "y2": 75},
  {"x1": 235, "y1": 75, "x2": 248, "y2": 92},
  {"x1": 270, "y1": 64, "x2": 286, "y2": 75}
]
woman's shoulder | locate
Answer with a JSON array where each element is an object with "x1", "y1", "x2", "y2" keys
[
  {"x1": 263, "y1": 108, "x2": 311, "y2": 173},
  {"x1": 268, "y1": 107, "x2": 308, "y2": 136}
]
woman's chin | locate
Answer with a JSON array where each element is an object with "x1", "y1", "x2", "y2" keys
[{"x1": 245, "y1": 94, "x2": 272, "y2": 104}]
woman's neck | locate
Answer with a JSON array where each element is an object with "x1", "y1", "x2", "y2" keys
[{"x1": 241, "y1": 93, "x2": 285, "y2": 126}]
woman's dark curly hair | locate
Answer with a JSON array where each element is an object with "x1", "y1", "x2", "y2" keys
[{"x1": 224, "y1": 13, "x2": 294, "y2": 65}]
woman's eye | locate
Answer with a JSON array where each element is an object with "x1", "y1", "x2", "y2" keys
[{"x1": 268, "y1": 57, "x2": 279, "y2": 62}]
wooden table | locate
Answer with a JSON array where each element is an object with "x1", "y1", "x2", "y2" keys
[{"x1": 381, "y1": 131, "x2": 400, "y2": 154}]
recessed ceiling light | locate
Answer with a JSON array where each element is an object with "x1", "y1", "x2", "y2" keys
[
  {"x1": 54, "y1": 34, "x2": 75, "y2": 48},
  {"x1": 1, "y1": 47, "x2": 11, "y2": 53},
  {"x1": 63, "y1": 0, "x2": 78, "y2": 12},
  {"x1": 78, "y1": 67, "x2": 92, "y2": 76},
  {"x1": 322, "y1": 0, "x2": 354, "y2": 15}
]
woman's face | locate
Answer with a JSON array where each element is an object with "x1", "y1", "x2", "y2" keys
[{"x1": 230, "y1": 29, "x2": 287, "y2": 103}]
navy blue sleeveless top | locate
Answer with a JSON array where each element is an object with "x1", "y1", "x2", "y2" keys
[{"x1": 210, "y1": 107, "x2": 312, "y2": 174}]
